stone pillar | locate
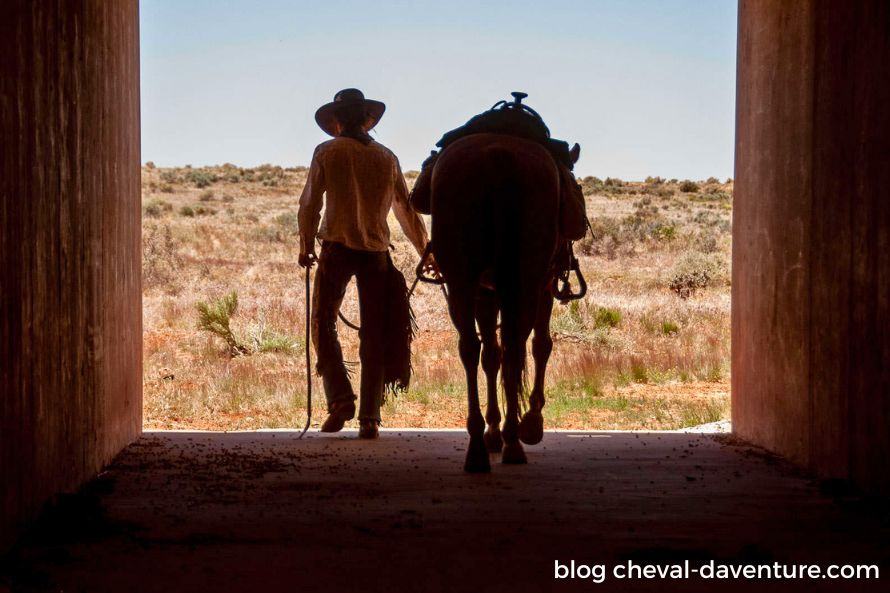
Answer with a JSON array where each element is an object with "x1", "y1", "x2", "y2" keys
[
  {"x1": 0, "y1": 0, "x2": 142, "y2": 549},
  {"x1": 733, "y1": 0, "x2": 889, "y2": 492}
]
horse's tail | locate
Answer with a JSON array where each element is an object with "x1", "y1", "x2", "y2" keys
[{"x1": 486, "y1": 148, "x2": 531, "y2": 408}]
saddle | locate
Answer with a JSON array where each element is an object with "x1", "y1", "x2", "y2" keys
[
  {"x1": 410, "y1": 93, "x2": 589, "y2": 302},
  {"x1": 435, "y1": 92, "x2": 576, "y2": 170},
  {"x1": 410, "y1": 92, "x2": 587, "y2": 242}
]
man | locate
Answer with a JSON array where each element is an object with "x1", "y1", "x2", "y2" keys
[{"x1": 298, "y1": 88, "x2": 431, "y2": 439}]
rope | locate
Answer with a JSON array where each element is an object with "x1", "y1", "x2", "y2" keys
[
  {"x1": 298, "y1": 260, "x2": 314, "y2": 439},
  {"x1": 336, "y1": 247, "x2": 446, "y2": 332}
]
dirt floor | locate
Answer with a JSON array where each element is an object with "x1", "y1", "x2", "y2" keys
[{"x1": 2, "y1": 430, "x2": 887, "y2": 592}]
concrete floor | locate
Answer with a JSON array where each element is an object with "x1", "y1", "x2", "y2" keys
[{"x1": 2, "y1": 430, "x2": 887, "y2": 592}]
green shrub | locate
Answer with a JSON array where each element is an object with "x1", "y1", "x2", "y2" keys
[
  {"x1": 184, "y1": 169, "x2": 217, "y2": 188},
  {"x1": 274, "y1": 212, "x2": 299, "y2": 235},
  {"x1": 669, "y1": 270, "x2": 710, "y2": 299},
  {"x1": 679, "y1": 180, "x2": 700, "y2": 193},
  {"x1": 143, "y1": 201, "x2": 163, "y2": 218},
  {"x1": 179, "y1": 205, "x2": 195, "y2": 217},
  {"x1": 669, "y1": 251, "x2": 728, "y2": 298},
  {"x1": 579, "y1": 176, "x2": 604, "y2": 195},
  {"x1": 160, "y1": 170, "x2": 178, "y2": 183},
  {"x1": 195, "y1": 292, "x2": 249, "y2": 357},
  {"x1": 660, "y1": 321, "x2": 680, "y2": 335},
  {"x1": 594, "y1": 307, "x2": 622, "y2": 329},
  {"x1": 255, "y1": 332, "x2": 300, "y2": 354},
  {"x1": 694, "y1": 231, "x2": 719, "y2": 254}
]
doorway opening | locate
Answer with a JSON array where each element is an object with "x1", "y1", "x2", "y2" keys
[{"x1": 138, "y1": 1, "x2": 738, "y2": 433}]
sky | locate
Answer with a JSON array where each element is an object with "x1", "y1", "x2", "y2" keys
[{"x1": 140, "y1": 0, "x2": 738, "y2": 180}]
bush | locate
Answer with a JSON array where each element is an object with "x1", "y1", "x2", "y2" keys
[
  {"x1": 694, "y1": 231, "x2": 719, "y2": 254},
  {"x1": 179, "y1": 206, "x2": 195, "y2": 217},
  {"x1": 145, "y1": 161, "x2": 156, "y2": 169},
  {"x1": 668, "y1": 251, "x2": 727, "y2": 298},
  {"x1": 579, "y1": 176, "x2": 603, "y2": 195},
  {"x1": 143, "y1": 201, "x2": 163, "y2": 218},
  {"x1": 660, "y1": 321, "x2": 680, "y2": 335},
  {"x1": 274, "y1": 212, "x2": 299, "y2": 235},
  {"x1": 594, "y1": 307, "x2": 622, "y2": 329},
  {"x1": 194, "y1": 205, "x2": 216, "y2": 216},
  {"x1": 221, "y1": 194, "x2": 235, "y2": 203},
  {"x1": 160, "y1": 170, "x2": 178, "y2": 183},
  {"x1": 679, "y1": 180, "x2": 700, "y2": 193},
  {"x1": 696, "y1": 189, "x2": 731, "y2": 202},
  {"x1": 578, "y1": 216, "x2": 626, "y2": 258},
  {"x1": 199, "y1": 190, "x2": 214, "y2": 201},
  {"x1": 670, "y1": 271, "x2": 710, "y2": 299},
  {"x1": 142, "y1": 223, "x2": 181, "y2": 289},
  {"x1": 249, "y1": 225, "x2": 285, "y2": 243},
  {"x1": 184, "y1": 169, "x2": 217, "y2": 188},
  {"x1": 195, "y1": 292, "x2": 249, "y2": 357},
  {"x1": 623, "y1": 204, "x2": 675, "y2": 242}
]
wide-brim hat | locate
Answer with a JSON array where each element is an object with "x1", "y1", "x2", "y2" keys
[{"x1": 314, "y1": 88, "x2": 386, "y2": 137}]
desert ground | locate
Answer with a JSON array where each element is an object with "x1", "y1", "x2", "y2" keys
[{"x1": 141, "y1": 163, "x2": 732, "y2": 431}]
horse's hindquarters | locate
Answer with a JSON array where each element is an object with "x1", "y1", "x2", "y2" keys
[{"x1": 430, "y1": 133, "x2": 560, "y2": 293}]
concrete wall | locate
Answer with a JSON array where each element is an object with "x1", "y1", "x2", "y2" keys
[
  {"x1": 0, "y1": 1, "x2": 142, "y2": 549},
  {"x1": 734, "y1": 0, "x2": 890, "y2": 492}
]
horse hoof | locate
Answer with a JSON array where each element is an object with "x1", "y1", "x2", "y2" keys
[
  {"x1": 518, "y1": 410, "x2": 544, "y2": 445},
  {"x1": 502, "y1": 441, "x2": 527, "y2": 465},
  {"x1": 464, "y1": 438, "x2": 491, "y2": 473},
  {"x1": 484, "y1": 427, "x2": 503, "y2": 453}
]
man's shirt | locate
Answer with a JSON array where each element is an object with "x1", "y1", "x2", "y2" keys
[{"x1": 298, "y1": 137, "x2": 428, "y2": 256}]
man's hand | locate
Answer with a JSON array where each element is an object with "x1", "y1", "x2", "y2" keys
[
  {"x1": 299, "y1": 251, "x2": 317, "y2": 268},
  {"x1": 421, "y1": 252, "x2": 441, "y2": 280}
]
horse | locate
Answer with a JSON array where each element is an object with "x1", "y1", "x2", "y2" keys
[{"x1": 429, "y1": 132, "x2": 579, "y2": 472}]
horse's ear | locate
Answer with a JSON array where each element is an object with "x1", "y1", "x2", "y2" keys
[{"x1": 569, "y1": 143, "x2": 580, "y2": 164}]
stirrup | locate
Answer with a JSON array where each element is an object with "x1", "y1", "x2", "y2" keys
[{"x1": 554, "y1": 246, "x2": 587, "y2": 303}]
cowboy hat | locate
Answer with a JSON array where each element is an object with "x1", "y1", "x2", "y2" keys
[{"x1": 314, "y1": 88, "x2": 386, "y2": 137}]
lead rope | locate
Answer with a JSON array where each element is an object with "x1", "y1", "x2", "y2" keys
[
  {"x1": 336, "y1": 245, "x2": 447, "y2": 332},
  {"x1": 299, "y1": 257, "x2": 316, "y2": 439}
]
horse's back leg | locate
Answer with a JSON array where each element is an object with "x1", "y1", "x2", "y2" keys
[
  {"x1": 519, "y1": 291, "x2": 554, "y2": 445},
  {"x1": 499, "y1": 298, "x2": 537, "y2": 465},
  {"x1": 476, "y1": 291, "x2": 503, "y2": 452},
  {"x1": 448, "y1": 284, "x2": 490, "y2": 473}
]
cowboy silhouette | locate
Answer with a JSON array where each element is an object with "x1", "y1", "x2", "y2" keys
[{"x1": 298, "y1": 88, "x2": 434, "y2": 438}]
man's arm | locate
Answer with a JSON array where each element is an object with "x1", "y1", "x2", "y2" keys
[
  {"x1": 391, "y1": 161, "x2": 429, "y2": 256},
  {"x1": 297, "y1": 148, "x2": 325, "y2": 263}
]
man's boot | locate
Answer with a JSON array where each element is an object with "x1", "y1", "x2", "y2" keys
[{"x1": 321, "y1": 400, "x2": 356, "y2": 432}]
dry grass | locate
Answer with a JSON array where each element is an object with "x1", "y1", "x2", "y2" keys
[{"x1": 141, "y1": 165, "x2": 732, "y2": 431}]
